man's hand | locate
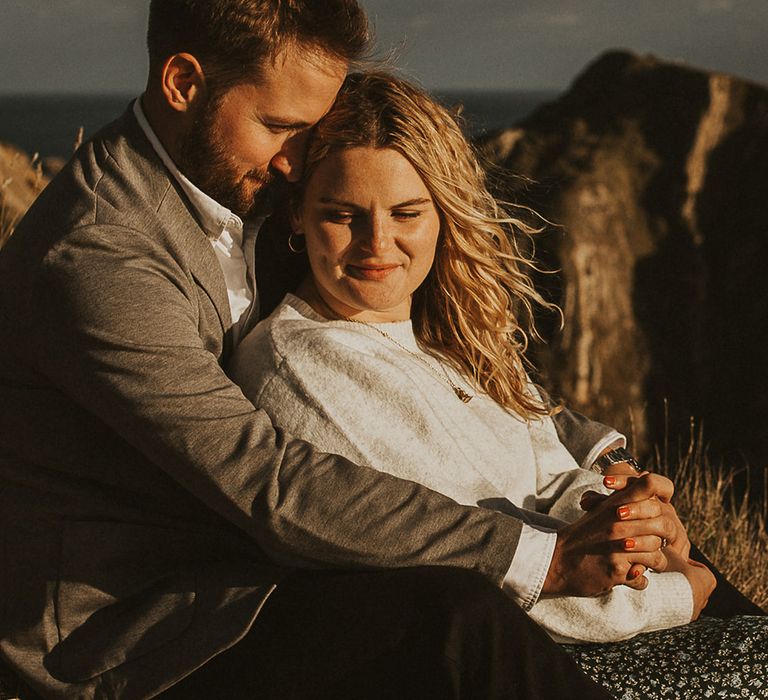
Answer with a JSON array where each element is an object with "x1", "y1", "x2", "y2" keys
[{"x1": 543, "y1": 473, "x2": 677, "y2": 596}]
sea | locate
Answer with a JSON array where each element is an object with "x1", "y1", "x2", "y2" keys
[{"x1": 0, "y1": 90, "x2": 557, "y2": 161}]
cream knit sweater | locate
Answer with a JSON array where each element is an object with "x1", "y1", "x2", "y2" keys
[{"x1": 230, "y1": 294, "x2": 693, "y2": 644}]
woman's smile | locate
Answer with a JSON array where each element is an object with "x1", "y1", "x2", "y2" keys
[{"x1": 345, "y1": 262, "x2": 402, "y2": 281}]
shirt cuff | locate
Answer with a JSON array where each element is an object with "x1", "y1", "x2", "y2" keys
[
  {"x1": 501, "y1": 523, "x2": 557, "y2": 611},
  {"x1": 581, "y1": 431, "x2": 626, "y2": 471}
]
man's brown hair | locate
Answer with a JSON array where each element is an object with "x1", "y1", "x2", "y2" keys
[{"x1": 147, "y1": 0, "x2": 369, "y2": 90}]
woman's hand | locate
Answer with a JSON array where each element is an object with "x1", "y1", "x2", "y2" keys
[
  {"x1": 584, "y1": 470, "x2": 691, "y2": 582},
  {"x1": 544, "y1": 473, "x2": 677, "y2": 597},
  {"x1": 602, "y1": 473, "x2": 691, "y2": 559},
  {"x1": 595, "y1": 447, "x2": 691, "y2": 556},
  {"x1": 664, "y1": 548, "x2": 717, "y2": 620}
]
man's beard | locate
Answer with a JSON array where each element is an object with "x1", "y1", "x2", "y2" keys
[{"x1": 177, "y1": 99, "x2": 276, "y2": 220}]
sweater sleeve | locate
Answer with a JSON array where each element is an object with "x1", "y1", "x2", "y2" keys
[{"x1": 528, "y1": 571, "x2": 694, "y2": 643}]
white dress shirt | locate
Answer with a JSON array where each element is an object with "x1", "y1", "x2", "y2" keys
[{"x1": 132, "y1": 98, "x2": 262, "y2": 342}]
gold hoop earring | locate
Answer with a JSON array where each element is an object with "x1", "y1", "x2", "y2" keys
[{"x1": 288, "y1": 231, "x2": 306, "y2": 254}]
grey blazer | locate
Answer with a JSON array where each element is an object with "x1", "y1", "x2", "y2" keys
[{"x1": 0, "y1": 108, "x2": 615, "y2": 699}]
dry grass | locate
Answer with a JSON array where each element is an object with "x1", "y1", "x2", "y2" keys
[
  {"x1": 653, "y1": 422, "x2": 768, "y2": 611},
  {"x1": 0, "y1": 199, "x2": 20, "y2": 248},
  {"x1": 0, "y1": 170, "x2": 21, "y2": 248},
  {"x1": 0, "y1": 148, "x2": 46, "y2": 248}
]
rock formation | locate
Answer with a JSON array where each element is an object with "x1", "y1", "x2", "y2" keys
[{"x1": 481, "y1": 50, "x2": 768, "y2": 476}]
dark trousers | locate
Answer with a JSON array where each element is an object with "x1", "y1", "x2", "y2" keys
[
  {"x1": 691, "y1": 543, "x2": 766, "y2": 618},
  {"x1": 158, "y1": 566, "x2": 614, "y2": 700},
  {"x1": 4, "y1": 557, "x2": 762, "y2": 699}
]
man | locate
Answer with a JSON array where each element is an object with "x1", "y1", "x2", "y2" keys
[{"x1": 0, "y1": 1, "x2": 680, "y2": 698}]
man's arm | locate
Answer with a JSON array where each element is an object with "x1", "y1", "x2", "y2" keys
[
  {"x1": 535, "y1": 383, "x2": 624, "y2": 469},
  {"x1": 26, "y1": 224, "x2": 521, "y2": 581},
  {"x1": 545, "y1": 392, "x2": 626, "y2": 470}
]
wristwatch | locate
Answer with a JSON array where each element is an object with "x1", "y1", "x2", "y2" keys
[{"x1": 591, "y1": 447, "x2": 643, "y2": 474}]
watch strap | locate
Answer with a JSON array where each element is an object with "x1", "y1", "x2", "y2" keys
[{"x1": 592, "y1": 447, "x2": 643, "y2": 474}]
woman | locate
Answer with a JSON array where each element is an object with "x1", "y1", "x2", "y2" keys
[{"x1": 230, "y1": 72, "x2": 767, "y2": 697}]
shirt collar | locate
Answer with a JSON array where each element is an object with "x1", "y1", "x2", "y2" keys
[{"x1": 132, "y1": 97, "x2": 242, "y2": 241}]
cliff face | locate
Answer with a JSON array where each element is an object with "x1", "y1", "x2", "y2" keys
[{"x1": 482, "y1": 50, "x2": 768, "y2": 470}]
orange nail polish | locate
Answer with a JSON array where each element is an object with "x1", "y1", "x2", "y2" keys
[
  {"x1": 603, "y1": 476, "x2": 616, "y2": 487},
  {"x1": 624, "y1": 538, "x2": 636, "y2": 550},
  {"x1": 628, "y1": 568, "x2": 640, "y2": 580},
  {"x1": 618, "y1": 505, "x2": 631, "y2": 519}
]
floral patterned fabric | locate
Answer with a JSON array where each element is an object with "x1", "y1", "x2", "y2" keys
[{"x1": 563, "y1": 615, "x2": 768, "y2": 699}]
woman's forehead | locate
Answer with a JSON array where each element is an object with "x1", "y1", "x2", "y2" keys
[{"x1": 304, "y1": 147, "x2": 432, "y2": 203}]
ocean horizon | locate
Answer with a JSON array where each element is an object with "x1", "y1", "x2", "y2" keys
[{"x1": 0, "y1": 90, "x2": 558, "y2": 161}]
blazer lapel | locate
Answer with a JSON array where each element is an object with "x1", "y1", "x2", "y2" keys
[
  {"x1": 159, "y1": 187, "x2": 233, "y2": 336},
  {"x1": 115, "y1": 109, "x2": 234, "y2": 339}
]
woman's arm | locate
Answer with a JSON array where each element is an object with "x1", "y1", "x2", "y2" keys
[
  {"x1": 540, "y1": 388, "x2": 692, "y2": 561},
  {"x1": 527, "y1": 422, "x2": 700, "y2": 642}
]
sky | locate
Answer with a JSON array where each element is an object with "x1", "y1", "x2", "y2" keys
[{"x1": 1, "y1": 0, "x2": 767, "y2": 94}]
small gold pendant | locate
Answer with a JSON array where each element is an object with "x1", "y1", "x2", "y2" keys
[{"x1": 454, "y1": 387, "x2": 473, "y2": 403}]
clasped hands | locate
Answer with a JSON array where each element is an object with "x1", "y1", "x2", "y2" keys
[{"x1": 543, "y1": 467, "x2": 716, "y2": 620}]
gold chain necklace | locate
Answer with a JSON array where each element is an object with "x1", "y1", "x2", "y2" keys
[
  {"x1": 307, "y1": 288, "x2": 474, "y2": 403},
  {"x1": 343, "y1": 317, "x2": 474, "y2": 403}
]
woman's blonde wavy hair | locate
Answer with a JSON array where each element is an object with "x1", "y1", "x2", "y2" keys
[{"x1": 300, "y1": 71, "x2": 558, "y2": 419}]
